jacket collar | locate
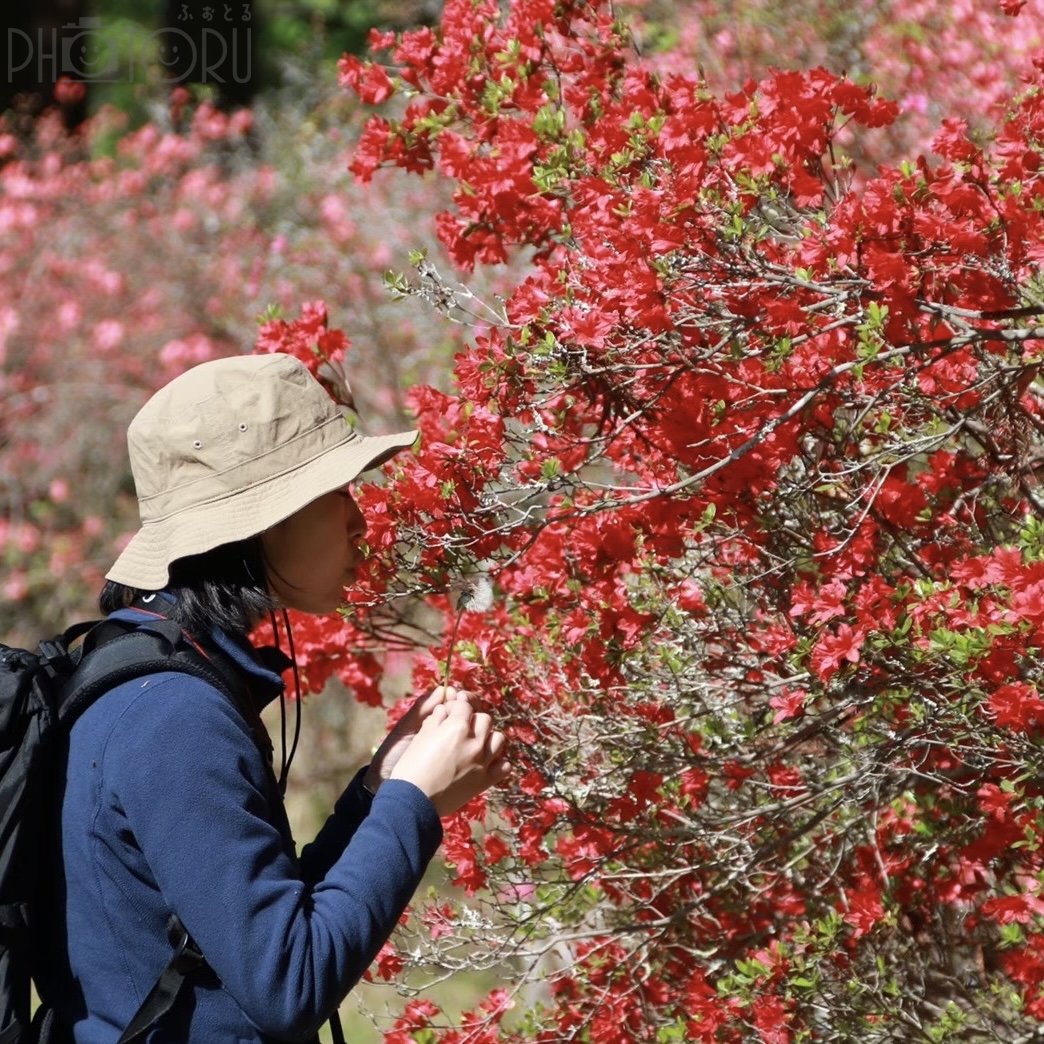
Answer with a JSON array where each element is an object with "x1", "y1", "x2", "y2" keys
[{"x1": 206, "y1": 625, "x2": 291, "y2": 709}]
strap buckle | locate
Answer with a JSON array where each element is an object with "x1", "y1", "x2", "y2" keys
[{"x1": 166, "y1": 915, "x2": 205, "y2": 975}]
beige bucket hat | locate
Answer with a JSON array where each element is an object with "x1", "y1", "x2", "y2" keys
[{"x1": 106, "y1": 353, "x2": 418, "y2": 590}]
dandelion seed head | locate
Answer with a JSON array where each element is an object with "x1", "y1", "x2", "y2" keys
[{"x1": 457, "y1": 573, "x2": 494, "y2": 613}]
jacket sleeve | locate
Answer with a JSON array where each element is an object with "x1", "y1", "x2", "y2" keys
[
  {"x1": 298, "y1": 768, "x2": 376, "y2": 886},
  {"x1": 104, "y1": 674, "x2": 442, "y2": 1042}
]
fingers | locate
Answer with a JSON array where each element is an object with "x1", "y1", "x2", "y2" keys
[
  {"x1": 444, "y1": 699, "x2": 473, "y2": 720},
  {"x1": 471, "y1": 711, "x2": 493, "y2": 743},
  {"x1": 420, "y1": 699, "x2": 471, "y2": 739},
  {"x1": 487, "y1": 729, "x2": 507, "y2": 766},
  {"x1": 428, "y1": 684, "x2": 471, "y2": 701},
  {"x1": 425, "y1": 703, "x2": 451, "y2": 728},
  {"x1": 487, "y1": 755, "x2": 512, "y2": 787},
  {"x1": 471, "y1": 715, "x2": 509, "y2": 781},
  {"x1": 414, "y1": 686, "x2": 450, "y2": 717},
  {"x1": 420, "y1": 705, "x2": 508, "y2": 765},
  {"x1": 417, "y1": 700, "x2": 509, "y2": 755},
  {"x1": 415, "y1": 686, "x2": 476, "y2": 718},
  {"x1": 392, "y1": 700, "x2": 512, "y2": 815}
]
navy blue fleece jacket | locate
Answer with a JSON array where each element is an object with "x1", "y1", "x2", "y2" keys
[{"x1": 34, "y1": 614, "x2": 443, "y2": 1042}]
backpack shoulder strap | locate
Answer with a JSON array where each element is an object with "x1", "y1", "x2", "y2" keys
[
  {"x1": 52, "y1": 616, "x2": 252, "y2": 1043},
  {"x1": 58, "y1": 620, "x2": 241, "y2": 728},
  {"x1": 115, "y1": 916, "x2": 204, "y2": 1044}
]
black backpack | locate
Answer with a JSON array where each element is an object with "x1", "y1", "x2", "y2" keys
[{"x1": 0, "y1": 615, "x2": 245, "y2": 1044}]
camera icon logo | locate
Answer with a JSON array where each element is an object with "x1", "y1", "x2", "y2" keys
[{"x1": 59, "y1": 18, "x2": 120, "y2": 83}]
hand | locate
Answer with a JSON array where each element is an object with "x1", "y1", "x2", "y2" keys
[
  {"x1": 364, "y1": 686, "x2": 471, "y2": 794},
  {"x1": 388, "y1": 701, "x2": 510, "y2": 817}
]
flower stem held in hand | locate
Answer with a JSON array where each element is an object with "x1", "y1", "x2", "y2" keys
[{"x1": 443, "y1": 572, "x2": 494, "y2": 688}]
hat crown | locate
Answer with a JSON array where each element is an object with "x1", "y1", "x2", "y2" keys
[{"x1": 128, "y1": 354, "x2": 340, "y2": 502}]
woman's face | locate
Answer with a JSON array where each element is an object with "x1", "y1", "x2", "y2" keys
[{"x1": 260, "y1": 485, "x2": 367, "y2": 614}]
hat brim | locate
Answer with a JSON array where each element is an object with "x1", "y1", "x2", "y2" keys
[{"x1": 106, "y1": 428, "x2": 418, "y2": 590}]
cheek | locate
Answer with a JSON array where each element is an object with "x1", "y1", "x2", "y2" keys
[
  {"x1": 262, "y1": 496, "x2": 351, "y2": 594},
  {"x1": 295, "y1": 515, "x2": 351, "y2": 584},
  {"x1": 260, "y1": 525, "x2": 286, "y2": 569},
  {"x1": 263, "y1": 515, "x2": 317, "y2": 572}
]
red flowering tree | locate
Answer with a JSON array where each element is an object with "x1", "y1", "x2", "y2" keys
[
  {"x1": 300, "y1": 0, "x2": 1044, "y2": 1037},
  {"x1": 6, "y1": 0, "x2": 1044, "y2": 1035}
]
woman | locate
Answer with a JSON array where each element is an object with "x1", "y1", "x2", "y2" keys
[{"x1": 34, "y1": 353, "x2": 509, "y2": 1042}]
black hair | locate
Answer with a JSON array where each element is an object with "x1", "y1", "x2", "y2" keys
[{"x1": 99, "y1": 537, "x2": 277, "y2": 638}]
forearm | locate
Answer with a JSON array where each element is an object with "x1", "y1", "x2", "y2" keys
[{"x1": 298, "y1": 767, "x2": 375, "y2": 885}]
